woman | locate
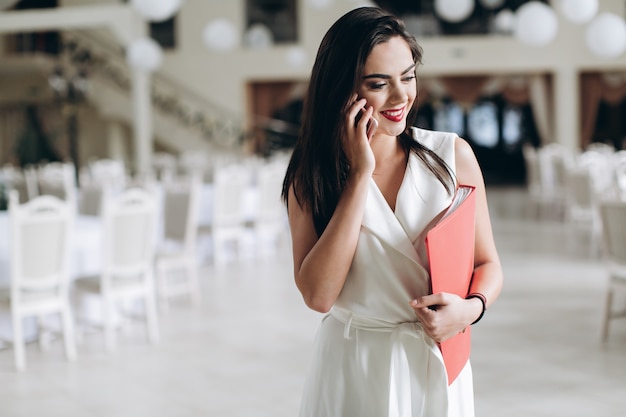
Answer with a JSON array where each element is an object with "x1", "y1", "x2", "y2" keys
[{"x1": 281, "y1": 7, "x2": 503, "y2": 417}]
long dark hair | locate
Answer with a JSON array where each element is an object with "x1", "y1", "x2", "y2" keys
[{"x1": 281, "y1": 7, "x2": 454, "y2": 236}]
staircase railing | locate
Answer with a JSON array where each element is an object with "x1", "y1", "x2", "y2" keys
[{"x1": 62, "y1": 31, "x2": 247, "y2": 150}]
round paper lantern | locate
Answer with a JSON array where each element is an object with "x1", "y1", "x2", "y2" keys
[
  {"x1": 131, "y1": 0, "x2": 182, "y2": 22},
  {"x1": 493, "y1": 9, "x2": 515, "y2": 33},
  {"x1": 244, "y1": 23, "x2": 274, "y2": 49},
  {"x1": 585, "y1": 13, "x2": 626, "y2": 58},
  {"x1": 202, "y1": 18, "x2": 238, "y2": 52},
  {"x1": 559, "y1": 0, "x2": 598, "y2": 24},
  {"x1": 479, "y1": 0, "x2": 504, "y2": 10},
  {"x1": 307, "y1": 0, "x2": 333, "y2": 9},
  {"x1": 514, "y1": 2, "x2": 558, "y2": 46},
  {"x1": 434, "y1": 0, "x2": 475, "y2": 23},
  {"x1": 126, "y1": 38, "x2": 163, "y2": 72}
]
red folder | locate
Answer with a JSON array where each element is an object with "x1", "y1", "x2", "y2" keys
[{"x1": 425, "y1": 185, "x2": 476, "y2": 385}]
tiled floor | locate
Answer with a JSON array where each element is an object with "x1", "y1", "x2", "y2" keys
[{"x1": 1, "y1": 186, "x2": 625, "y2": 417}]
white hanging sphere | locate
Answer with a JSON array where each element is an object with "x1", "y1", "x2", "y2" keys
[
  {"x1": 202, "y1": 18, "x2": 238, "y2": 52},
  {"x1": 585, "y1": 13, "x2": 626, "y2": 58},
  {"x1": 479, "y1": 0, "x2": 504, "y2": 10},
  {"x1": 126, "y1": 38, "x2": 163, "y2": 72},
  {"x1": 307, "y1": 0, "x2": 333, "y2": 9},
  {"x1": 131, "y1": 0, "x2": 182, "y2": 22},
  {"x1": 285, "y1": 47, "x2": 307, "y2": 68},
  {"x1": 434, "y1": 0, "x2": 475, "y2": 23},
  {"x1": 244, "y1": 23, "x2": 274, "y2": 49},
  {"x1": 558, "y1": 0, "x2": 598, "y2": 24},
  {"x1": 514, "y1": 2, "x2": 558, "y2": 46},
  {"x1": 493, "y1": 9, "x2": 515, "y2": 33}
]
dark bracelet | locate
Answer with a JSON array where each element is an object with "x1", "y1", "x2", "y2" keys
[{"x1": 466, "y1": 292, "x2": 487, "y2": 325}]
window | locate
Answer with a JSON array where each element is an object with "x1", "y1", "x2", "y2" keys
[
  {"x1": 245, "y1": 0, "x2": 298, "y2": 46},
  {"x1": 433, "y1": 101, "x2": 465, "y2": 137},
  {"x1": 502, "y1": 105, "x2": 523, "y2": 147},
  {"x1": 468, "y1": 102, "x2": 499, "y2": 148}
]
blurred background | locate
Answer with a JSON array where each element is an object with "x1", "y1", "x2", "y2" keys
[
  {"x1": 0, "y1": 0, "x2": 624, "y2": 184},
  {"x1": 1, "y1": 1, "x2": 626, "y2": 416}
]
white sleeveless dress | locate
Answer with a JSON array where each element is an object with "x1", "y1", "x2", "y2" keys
[{"x1": 299, "y1": 128, "x2": 475, "y2": 417}]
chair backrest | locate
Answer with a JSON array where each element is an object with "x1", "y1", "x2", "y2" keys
[
  {"x1": 152, "y1": 152, "x2": 178, "y2": 182},
  {"x1": 599, "y1": 200, "x2": 626, "y2": 265},
  {"x1": 38, "y1": 162, "x2": 77, "y2": 205},
  {"x1": 178, "y1": 151, "x2": 210, "y2": 181},
  {"x1": 2, "y1": 165, "x2": 30, "y2": 204},
  {"x1": 23, "y1": 166, "x2": 39, "y2": 200},
  {"x1": 256, "y1": 159, "x2": 287, "y2": 222},
  {"x1": 88, "y1": 158, "x2": 127, "y2": 192},
  {"x1": 9, "y1": 190, "x2": 72, "y2": 296},
  {"x1": 578, "y1": 151, "x2": 614, "y2": 197},
  {"x1": 78, "y1": 182, "x2": 111, "y2": 217},
  {"x1": 101, "y1": 187, "x2": 157, "y2": 278},
  {"x1": 212, "y1": 163, "x2": 250, "y2": 227},
  {"x1": 565, "y1": 167, "x2": 595, "y2": 209},
  {"x1": 161, "y1": 173, "x2": 202, "y2": 251},
  {"x1": 613, "y1": 159, "x2": 626, "y2": 198}
]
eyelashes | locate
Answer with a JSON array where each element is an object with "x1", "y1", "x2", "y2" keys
[{"x1": 367, "y1": 76, "x2": 416, "y2": 90}]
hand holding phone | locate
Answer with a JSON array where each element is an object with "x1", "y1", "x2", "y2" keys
[{"x1": 355, "y1": 107, "x2": 378, "y2": 139}]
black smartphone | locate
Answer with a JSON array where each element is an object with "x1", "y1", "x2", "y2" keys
[{"x1": 355, "y1": 107, "x2": 378, "y2": 138}]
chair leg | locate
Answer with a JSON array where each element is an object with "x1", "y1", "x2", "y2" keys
[
  {"x1": 602, "y1": 288, "x2": 614, "y2": 342},
  {"x1": 145, "y1": 281, "x2": 160, "y2": 344},
  {"x1": 11, "y1": 313, "x2": 26, "y2": 371},
  {"x1": 103, "y1": 298, "x2": 117, "y2": 352},
  {"x1": 61, "y1": 306, "x2": 77, "y2": 361},
  {"x1": 188, "y1": 261, "x2": 201, "y2": 306},
  {"x1": 156, "y1": 262, "x2": 171, "y2": 313},
  {"x1": 37, "y1": 315, "x2": 51, "y2": 351}
]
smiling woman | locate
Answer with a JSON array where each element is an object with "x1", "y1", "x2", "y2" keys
[{"x1": 281, "y1": 6, "x2": 503, "y2": 417}]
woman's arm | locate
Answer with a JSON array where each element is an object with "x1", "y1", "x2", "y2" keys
[
  {"x1": 288, "y1": 99, "x2": 376, "y2": 313},
  {"x1": 288, "y1": 172, "x2": 369, "y2": 313},
  {"x1": 411, "y1": 136, "x2": 503, "y2": 342}
]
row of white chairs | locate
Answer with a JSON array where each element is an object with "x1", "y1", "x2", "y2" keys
[
  {"x1": 0, "y1": 188, "x2": 159, "y2": 370},
  {"x1": 0, "y1": 154, "x2": 291, "y2": 370},
  {"x1": 523, "y1": 142, "x2": 626, "y2": 256}
]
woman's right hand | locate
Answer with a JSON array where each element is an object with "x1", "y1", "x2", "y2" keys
[{"x1": 343, "y1": 96, "x2": 376, "y2": 177}]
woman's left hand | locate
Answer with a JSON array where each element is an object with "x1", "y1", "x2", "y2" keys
[{"x1": 409, "y1": 293, "x2": 482, "y2": 343}]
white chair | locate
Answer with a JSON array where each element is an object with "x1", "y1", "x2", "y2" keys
[
  {"x1": 253, "y1": 159, "x2": 289, "y2": 257},
  {"x1": 73, "y1": 187, "x2": 159, "y2": 351},
  {"x1": 38, "y1": 162, "x2": 77, "y2": 207},
  {"x1": 77, "y1": 182, "x2": 109, "y2": 217},
  {"x1": 178, "y1": 151, "x2": 210, "y2": 182},
  {"x1": 1, "y1": 165, "x2": 31, "y2": 203},
  {"x1": 23, "y1": 166, "x2": 39, "y2": 200},
  {"x1": 205, "y1": 163, "x2": 251, "y2": 265},
  {"x1": 0, "y1": 191, "x2": 76, "y2": 371},
  {"x1": 612, "y1": 158, "x2": 626, "y2": 200},
  {"x1": 598, "y1": 200, "x2": 626, "y2": 341},
  {"x1": 155, "y1": 173, "x2": 202, "y2": 309},
  {"x1": 151, "y1": 152, "x2": 178, "y2": 183},
  {"x1": 86, "y1": 158, "x2": 127, "y2": 193},
  {"x1": 529, "y1": 143, "x2": 573, "y2": 219},
  {"x1": 563, "y1": 166, "x2": 603, "y2": 256}
]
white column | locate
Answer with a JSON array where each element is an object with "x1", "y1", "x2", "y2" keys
[
  {"x1": 130, "y1": 67, "x2": 152, "y2": 175},
  {"x1": 553, "y1": 67, "x2": 580, "y2": 153},
  {"x1": 106, "y1": 120, "x2": 127, "y2": 163}
]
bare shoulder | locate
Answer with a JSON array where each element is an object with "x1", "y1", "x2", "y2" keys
[{"x1": 454, "y1": 136, "x2": 484, "y2": 187}]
